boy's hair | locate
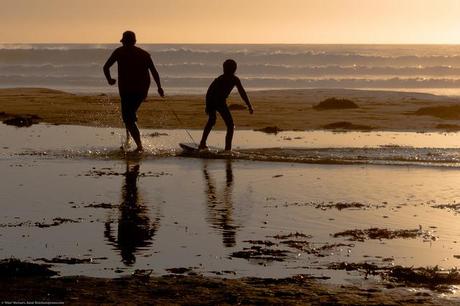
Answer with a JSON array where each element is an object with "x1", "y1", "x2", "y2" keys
[{"x1": 223, "y1": 59, "x2": 237, "y2": 75}]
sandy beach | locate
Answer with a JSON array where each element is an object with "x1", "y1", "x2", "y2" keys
[
  {"x1": 2, "y1": 87, "x2": 460, "y2": 305},
  {"x1": 1, "y1": 87, "x2": 459, "y2": 132}
]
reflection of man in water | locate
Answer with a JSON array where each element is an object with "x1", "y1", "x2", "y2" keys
[
  {"x1": 103, "y1": 31, "x2": 164, "y2": 152},
  {"x1": 203, "y1": 160, "x2": 238, "y2": 247},
  {"x1": 104, "y1": 160, "x2": 158, "y2": 265}
]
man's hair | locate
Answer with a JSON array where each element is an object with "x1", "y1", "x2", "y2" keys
[
  {"x1": 223, "y1": 59, "x2": 237, "y2": 75},
  {"x1": 120, "y1": 31, "x2": 136, "y2": 46}
]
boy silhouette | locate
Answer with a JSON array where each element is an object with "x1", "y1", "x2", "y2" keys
[
  {"x1": 103, "y1": 31, "x2": 164, "y2": 152},
  {"x1": 199, "y1": 59, "x2": 253, "y2": 151}
]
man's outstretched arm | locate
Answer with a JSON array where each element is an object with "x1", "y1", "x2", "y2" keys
[
  {"x1": 235, "y1": 77, "x2": 253, "y2": 114},
  {"x1": 103, "y1": 53, "x2": 117, "y2": 85},
  {"x1": 148, "y1": 59, "x2": 164, "y2": 97}
]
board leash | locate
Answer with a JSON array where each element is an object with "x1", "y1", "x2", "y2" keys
[{"x1": 164, "y1": 99, "x2": 198, "y2": 145}]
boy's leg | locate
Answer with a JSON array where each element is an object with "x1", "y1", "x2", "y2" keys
[
  {"x1": 218, "y1": 107, "x2": 234, "y2": 151},
  {"x1": 199, "y1": 110, "x2": 217, "y2": 149}
]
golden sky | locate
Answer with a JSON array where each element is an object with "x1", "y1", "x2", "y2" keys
[{"x1": 2, "y1": 0, "x2": 460, "y2": 44}]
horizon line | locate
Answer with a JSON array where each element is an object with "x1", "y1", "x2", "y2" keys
[{"x1": 3, "y1": 42, "x2": 460, "y2": 46}]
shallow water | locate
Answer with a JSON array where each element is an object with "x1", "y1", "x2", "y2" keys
[
  {"x1": 2, "y1": 124, "x2": 460, "y2": 291},
  {"x1": 3, "y1": 123, "x2": 460, "y2": 166}
]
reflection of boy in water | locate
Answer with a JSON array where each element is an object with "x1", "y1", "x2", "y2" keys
[
  {"x1": 103, "y1": 31, "x2": 164, "y2": 152},
  {"x1": 199, "y1": 59, "x2": 253, "y2": 151},
  {"x1": 203, "y1": 160, "x2": 237, "y2": 247},
  {"x1": 104, "y1": 160, "x2": 158, "y2": 265}
]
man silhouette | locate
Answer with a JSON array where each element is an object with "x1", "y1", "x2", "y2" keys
[{"x1": 104, "y1": 31, "x2": 164, "y2": 152}]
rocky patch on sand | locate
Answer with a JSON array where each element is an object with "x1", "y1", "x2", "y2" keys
[
  {"x1": 254, "y1": 126, "x2": 283, "y2": 134},
  {"x1": 414, "y1": 104, "x2": 460, "y2": 120},
  {"x1": 313, "y1": 97, "x2": 359, "y2": 110},
  {"x1": 1, "y1": 112, "x2": 42, "y2": 127},
  {"x1": 323, "y1": 121, "x2": 374, "y2": 131}
]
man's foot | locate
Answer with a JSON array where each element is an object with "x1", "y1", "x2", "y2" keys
[{"x1": 134, "y1": 147, "x2": 144, "y2": 154}]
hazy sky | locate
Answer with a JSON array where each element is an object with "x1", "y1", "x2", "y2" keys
[{"x1": 2, "y1": 0, "x2": 460, "y2": 44}]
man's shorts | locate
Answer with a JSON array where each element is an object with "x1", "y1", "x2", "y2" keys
[{"x1": 120, "y1": 93, "x2": 146, "y2": 124}]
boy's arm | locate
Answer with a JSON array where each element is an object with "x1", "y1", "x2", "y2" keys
[
  {"x1": 103, "y1": 52, "x2": 117, "y2": 85},
  {"x1": 148, "y1": 58, "x2": 164, "y2": 98},
  {"x1": 235, "y1": 77, "x2": 253, "y2": 114}
]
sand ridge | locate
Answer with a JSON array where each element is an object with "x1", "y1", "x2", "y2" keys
[{"x1": 1, "y1": 87, "x2": 459, "y2": 132}]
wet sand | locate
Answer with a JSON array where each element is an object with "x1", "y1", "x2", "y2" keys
[
  {"x1": 1, "y1": 87, "x2": 459, "y2": 131},
  {"x1": 1, "y1": 274, "x2": 456, "y2": 305},
  {"x1": 3, "y1": 88, "x2": 460, "y2": 304}
]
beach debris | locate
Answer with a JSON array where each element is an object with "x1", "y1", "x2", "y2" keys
[
  {"x1": 328, "y1": 262, "x2": 381, "y2": 274},
  {"x1": 310, "y1": 201, "x2": 371, "y2": 210},
  {"x1": 83, "y1": 168, "x2": 170, "y2": 177},
  {"x1": 1, "y1": 218, "x2": 81, "y2": 228},
  {"x1": 148, "y1": 132, "x2": 169, "y2": 137},
  {"x1": 208, "y1": 270, "x2": 237, "y2": 276},
  {"x1": 272, "y1": 201, "x2": 382, "y2": 210},
  {"x1": 230, "y1": 246, "x2": 290, "y2": 262},
  {"x1": 249, "y1": 233, "x2": 351, "y2": 257},
  {"x1": 228, "y1": 103, "x2": 247, "y2": 110},
  {"x1": 313, "y1": 97, "x2": 359, "y2": 110},
  {"x1": 84, "y1": 202, "x2": 117, "y2": 209},
  {"x1": 0, "y1": 221, "x2": 33, "y2": 228},
  {"x1": 432, "y1": 203, "x2": 460, "y2": 213},
  {"x1": 271, "y1": 232, "x2": 312, "y2": 240},
  {"x1": 322, "y1": 121, "x2": 373, "y2": 131},
  {"x1": 2, "y1": 114, "x2": 42, "y2": 127},
  {"x1": 387, "y1": 266, "x2": 460, "y2": 292},
  {"x1": 327, "y1": 261, "x2": 460, "y2": 292},
  {"x1": 332, "y1": 227, "x2": 436, "y2": 242},
  {"x1": 0, "y1": 258, "x2": 58, "y2": 277},
  {"x1": 165, "y1": 267, "x2": 193, "y2": 274},
  {"x1": 36, "y1": 256, "x2": 107, "y2": 265},
  {"x1": 414, "y1": 104, "x2": 460, "y2": 120},
  {"x1": 35, "y1": 217, "x2": 81, "y2": 228},
  {"x1": 279, "y1": 240, "x2": 311, "y2": 252},
  {"x1": 254, "y1": 126, "x2": 283, "y2": 134},
  {"x1": 243, "y1": 240, "x2": 277, "y2": 247}
]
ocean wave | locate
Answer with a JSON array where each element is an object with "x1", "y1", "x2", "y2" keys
[
  {"x1": 4, "y1": 46, "x2": 460, "y2": 67},
  {"x1": 4, "y1": 75, "x2": 460, "y2": 89},
  {"x1": 4, "y1": 63, "x2": 460, "y2": 79}
]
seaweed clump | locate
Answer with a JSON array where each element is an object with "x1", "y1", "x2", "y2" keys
[
  {"x1": 3, "y1": 114, "x2": 42, "y2": 127},
  {"x1": 0, "y1": 258, "x2": 57, "y2": 277},
  {"x1": 332, "y1": 227, "x2": 435, "y2": 242},
  {"x1": 230, "y1": 246, "x2": 290, "y2": 262},
  {"x1": 323, "y1": 121, "x2": 373, "y2": 131},
  {"x1": 254, "y1": 126, "x2": 283, "y2": 134},
  {"x1": 313, "y1": 98, "x2": 359, "y2": 110},
  {"x1": 388, "y1": 266, "x2": 460, "y2": 292}
]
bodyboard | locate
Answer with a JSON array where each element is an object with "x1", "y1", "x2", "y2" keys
[{"x1": 179, "y1": 143, "x2": 220, "y2": 154}]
